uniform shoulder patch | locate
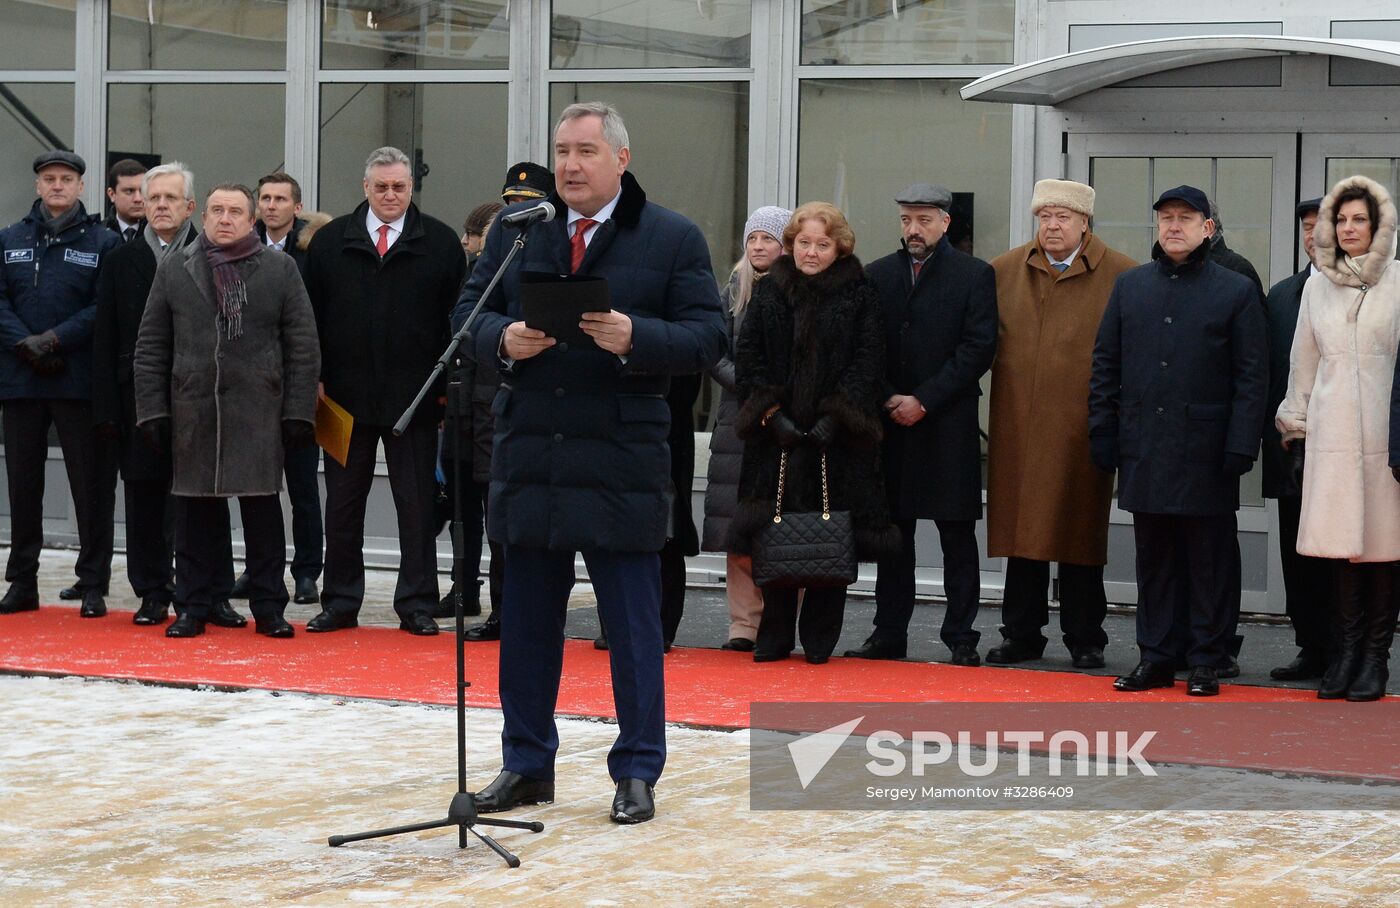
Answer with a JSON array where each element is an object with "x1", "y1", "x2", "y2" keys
[{"x1": 5, "y1": 248, "x2": 34, "y2": 264}]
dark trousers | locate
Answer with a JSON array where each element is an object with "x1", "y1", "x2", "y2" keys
[
  {"x1": 322, "y1": 422, "x2": 439, "y2": 620},
  {"x1": 874, "y1": 517, "x2": 981, "y2": 648},
  {"x1": 659, "y1": 537, "x2": 687, "y2": 644},
  {"x1": 1277, "y1": 495, "x2": 1333, "y2": 657},
  {"x1": 123, "y1": 478, "x2": 174, "y2": 600},
  {"x1": 499, "y1": 545, "x2": 665, "y2": 785},
  {"x1": 449, "y1": 475, "x2": 503, "y2": 613},
  {"x1": 174, "y1": 495, "x2": 287, "y2": 621},
  {"x1": 757, "y1": 586, "x2": 847, "y2": 658},
  {"x1": 284, "y1": 443, "x2": 323, "y2": 584},
  {"x1": 1132, "y1": 512, "x2": 1237, "y2": 668},
  {"x1": 999, "y1": 557, "x2": 1109, "y2": 651},
  {"x1": 2, "y1": 399, "x2": 107, "y2": 591},
  {"x1": 89, "y1": 432, "x2": 118, "y2": 594}
]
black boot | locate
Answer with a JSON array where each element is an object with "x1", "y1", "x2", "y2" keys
[
  {"x1": 1346, "y1": 564, "x2": 1399, "y2": 702},
  {"x1": 1319, "y1": 561, "x2": 1367, "y2": 699}
]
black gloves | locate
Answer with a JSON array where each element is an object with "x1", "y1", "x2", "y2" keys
[
  {"x1": 1222, "y1": 452, "x2": 1254, "y2": 477},
  {"x1": 1090, "y1": 434, "x2": 1117, "y2": 473},
  {"x1": 282, "y1": 419, "x2": 315, "y2": 450},
  {"x1": 16, "y1": 330, "x2": 59, "y2": 365},
  {"x1": 806, "y1": 415, "x2": 838, "y2": 449},
  {"x1": 1289, "y1": 439, "x2": 1306, "y2": 492},
  {"x1": 140, "y1": 417, "x2": 170, "y2": 454},
  {"x1": 767, "y1": 410, "x2": 806, "y2": 448}
]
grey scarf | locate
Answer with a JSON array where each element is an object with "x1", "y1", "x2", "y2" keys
[
  {"x1": 41, "y1": 203, "x2": 84, "y2": 237},
  {"x1": 143, "y1": 219, "x2": 193, "y2": 261}
]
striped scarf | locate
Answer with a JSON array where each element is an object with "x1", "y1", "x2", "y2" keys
[{"x1": 198, "y1": 230, "x2": 261, "y2": 340}]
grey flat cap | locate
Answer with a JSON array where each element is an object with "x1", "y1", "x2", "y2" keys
[
  {"x1": 33, "y1": 150, "x2": 86, "y2": 175},
  {"x1": 895, "y1": 182, "x2": 952, "y2": 209}
]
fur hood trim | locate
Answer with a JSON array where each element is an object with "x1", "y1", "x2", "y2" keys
[
  {"x1": 1314, "y1": 174, "x2": 1399, "y2": 289},
  {"x1": 768, "y1": 253, "x2": 865, "y2": 298}
]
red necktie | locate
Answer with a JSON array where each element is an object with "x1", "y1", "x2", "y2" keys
[
  {"x1": 570, "y1": 218, "x2": 596, "y2": 273},
  {"x1": 912, "y1": 260, "x2": 923, "y2": 280},
  {"x1": 376, "y1": 224, "x2": 391, "y2": 257}
]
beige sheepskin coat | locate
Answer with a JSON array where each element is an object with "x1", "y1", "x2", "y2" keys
[{"x1": 1276, "y1": 174, "x2": 1400, "y2": 562}]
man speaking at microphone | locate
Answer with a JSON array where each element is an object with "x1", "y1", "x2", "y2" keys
[{"x1": 455, "y1": 102, "x2": 724, "y2": 824}]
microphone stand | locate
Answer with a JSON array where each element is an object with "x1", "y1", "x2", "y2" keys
[{"x1": 326, "y1": 230, "x2": 543, "y2": 866}]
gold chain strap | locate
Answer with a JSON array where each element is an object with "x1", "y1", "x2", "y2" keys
[{"x1": 772, "y1": 450, "x2": 831, "y2": 524}]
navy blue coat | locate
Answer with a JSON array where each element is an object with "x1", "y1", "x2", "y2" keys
[
  {"x1": 867, "y1": 238, "x2": 997, "y2": 521},
  {"x1": 1088, "y1": 244, "x2": 1268, "y2": 515},
  {"x1": 1262, "y1": 268, "x2": 1310, "y2": 498},
  {"x1": 454, "y1": 172, "x2": 725, "y2": 553},
  {"x1": 0, "y1": 200, "x2": 121, "y2": 400}
]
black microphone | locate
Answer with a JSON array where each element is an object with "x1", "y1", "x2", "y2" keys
[{"x1": 499, "y1": 201, "x2": 556, "y2": 229}]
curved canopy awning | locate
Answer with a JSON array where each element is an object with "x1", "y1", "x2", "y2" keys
[{"x1": 960, "y1": 36, "x2": 1400, "y2": 105}]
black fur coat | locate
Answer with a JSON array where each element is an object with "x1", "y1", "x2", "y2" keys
[{"x1": 729, "y1": 255, "x2": 901, "y2": 560}]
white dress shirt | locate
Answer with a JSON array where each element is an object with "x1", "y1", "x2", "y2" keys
[
  {"x1": 366, "y1": 210, "x2": 407, "y2": 251},
  {"x1": 1047, "y1": 243, "x2": 1082, "y2": 271},
  {"x1": 567, "y1": 188, "x2": 622, "y2": 246}
]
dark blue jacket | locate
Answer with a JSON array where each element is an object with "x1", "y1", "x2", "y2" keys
[
  {"x1": 1262, "y1": 267, "x2": 1311, "y2": 498},
  {"x1": 0, "y1": 200, "x2": 120, "y2": 400},
  {"x1": 454, "y1": 172, "x2": 725, "y2": 553},
  {"x1": 1088, "y1": 243, "x2": 1267, "y2": 515}
]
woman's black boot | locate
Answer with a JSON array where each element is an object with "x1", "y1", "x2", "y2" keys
[
  {"x1": 1318, "y1": 561, "x2": 1367, "y2": 699},
  {"x1": 1346, "y1": 564, "x2": 1399, "y2": 702}
]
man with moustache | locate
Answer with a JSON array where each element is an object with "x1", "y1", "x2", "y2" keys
[
  {"x1": 302, "y1": 147, "x2": 466, "y2": 636},
  {"x1": 134, "y1": 183, "x2": 320, "y2": 639},
  {"x1": 845, "y1": 183, "x2": 997, "y2": 667},
  {"x1": 1089, "y1": 186, "x2": 1267, "y2": 697},
  {"x1": 0, "y1": 151, "x2": 121, "y2": 617}
]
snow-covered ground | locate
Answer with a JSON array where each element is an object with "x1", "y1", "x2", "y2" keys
[{"x1": 2, "y1": 675, "x2": 1397, "y2": 907}]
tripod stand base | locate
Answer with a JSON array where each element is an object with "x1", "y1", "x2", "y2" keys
[{"x1": 328, "y1": 792, "x2": 545, "y2": 867}]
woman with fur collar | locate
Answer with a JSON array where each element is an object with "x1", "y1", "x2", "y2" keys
[
  {"x1": 730, "y1": 202, "x2": 901, "y2": 664},
  {"x1": 1277, "y1": 173, "x2": 1400, "y2": 702}
]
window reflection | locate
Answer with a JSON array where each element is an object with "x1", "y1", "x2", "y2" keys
[
  {"x1": 321, "y1": 1, "x2": 509, "y2": 70},
  {"x1": 0, "y1": 83, "x2": 74, "y2": 218},
  {"x1": 0, "y1": 0, "x2": 75, "y2": 69},
  {"x1": 109, "y1": 0, "x2": 287, "y2": 70},
  {"x1": 551, "y1": 0, "x2": 751, "y2": 68},
  {"x1": 801, "y1": 0, "x2": 1013, "y2": 66}
]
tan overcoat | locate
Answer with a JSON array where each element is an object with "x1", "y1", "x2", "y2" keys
[{"x1": 986, "y1": 232, "x2": 1137, "y2": 565}]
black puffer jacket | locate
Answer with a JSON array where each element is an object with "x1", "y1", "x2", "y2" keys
[
  {"x1": 702, "y1": 276, "x2": 747, "y2": 551},
  {"x1": 730, "y1": 255, "x2": 901, "y2": 560}
]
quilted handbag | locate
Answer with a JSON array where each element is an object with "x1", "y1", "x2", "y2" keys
[{"x1": 751, "y1": 450, "x2": 857, "y2": 590}]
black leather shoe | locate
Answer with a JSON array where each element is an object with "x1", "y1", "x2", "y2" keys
[
  {"x1": 208, "y1": 600, "x2": 248, "y2": 628},
  {"x1": 1071, "y1": 647, "x2": 1106, "y2": 669},
  {"x1": 306, "y1": 609, "x2": 359, "y2": 632},
  {"x1": 293, "y1": 577, "x2": 319, "y2": 605},
  {"x1": 255, "y1": 615, "x2": 295, "y2": 638},
  {"x1": 431, "y1": 586, "x2": 482, "y2": 620},
  {"x1": 753, "y1": 650, "x2": 790, "y2": 663},
  {"x1": 165, "y1": 613, "x2": 206, "y2": 638},
  {"x1": 842, "y1": 637, "x2": 907, "y2": 660},
  {"x1": 1346, "y1": 658, "x2": 1390, "y2": 702},
  {"x1": 59, "y1": 585, "x2": 83, "y2": 600},
  {"x1": 0, "y1": 586, "x2": 40, "y2": 614},
  {"x1": 721, "y1": 637, "x2": 755, "y2": 652},
  {"x1": 1114, "y1": 660, "x2": 1175, "y2": 692},
  {"x1": 1217, "y1": 657, "x2": 1241, "y2": 679},
  {"x1": 1187, "y1": 666, "x2": 1220, "y2": 696},
  {"x1": 985, "y1": 638, "x2": 1046, "y2": 664},
  {"x1": 805, "y1": 653, "x2": 829, "y2": 665},
  {"x1": 79, "y1": 589, "x2": 107, "y2": 618},
  {"x1": 1270, "y1": 654, "x2": 1328, "y2": 681},
  {"x1": 399, "y1": 612, "x2": 440, "y2": 636},
  {"x1": 594, "y1": 632, "x2": 609, "y2": 651},
  {"x1": 229, "y1": 573, "x2": 251, "y2": 600},
  {"x1": 610, "y1": 778, "x2": 655, "y2": 824},
  {"x1": 950, "y1": 643, "x2": 981, "y2": 667},
  {"x1": 463, "y1": 613, "x2": 500, "y2": 642},
  {"x1": 472, "y1": 771, "x2": 554, "y2": 813},
  {"x1": 132, "y1": 597, "x2": 170, "y2": 626}
]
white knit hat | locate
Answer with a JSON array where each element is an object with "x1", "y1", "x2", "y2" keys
[
  {"x1": 1031, "y1": 179, "x2": 1095, "y2": 217},
  {"x1": 744, "y1": 205, "x2": 793, "y2": 245}
]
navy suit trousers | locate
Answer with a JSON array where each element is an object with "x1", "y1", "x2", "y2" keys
[{"x1": 499, "y1": 545, "x2": 666, "y2": 785}]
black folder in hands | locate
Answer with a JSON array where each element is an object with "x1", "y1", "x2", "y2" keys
[{"x1": 519, "y1": 271, "x2": 611, "y2": 349}]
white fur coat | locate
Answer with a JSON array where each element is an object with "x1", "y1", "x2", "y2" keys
[{"x1": 1277, "y1": 174, "x2": 1400, "y2": 561}]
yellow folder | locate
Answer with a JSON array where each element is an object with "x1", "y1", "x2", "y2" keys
[{"x1": 315, "y1": 393, "x2": 353, "y2": 467}]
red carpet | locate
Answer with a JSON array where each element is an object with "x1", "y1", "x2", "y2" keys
[{"x1": 0, "y1": 606, "x2": 1318, "y2": 730}]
